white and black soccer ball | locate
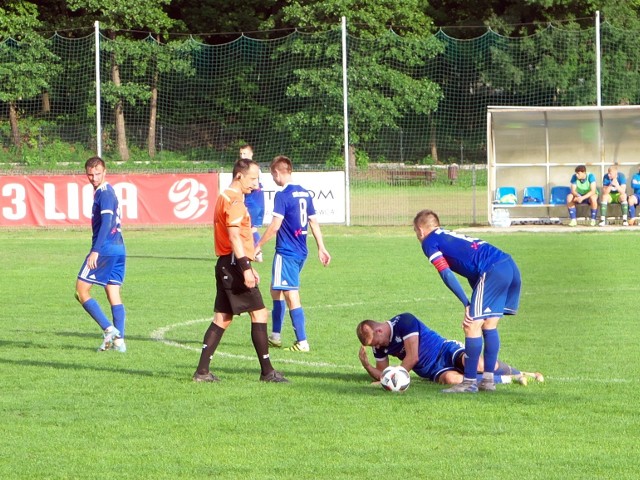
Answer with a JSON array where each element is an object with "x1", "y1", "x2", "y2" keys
[{"x1": 380, "y1": 366, "x2": 411, "y2": 392}]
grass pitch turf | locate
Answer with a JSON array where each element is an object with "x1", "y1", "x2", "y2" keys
[{"x1": 1, "y1": 226, "x2": 639, "y2": 479}]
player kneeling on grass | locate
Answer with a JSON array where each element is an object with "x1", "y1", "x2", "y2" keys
[{"x1": 357, "y1": 313, "x2": 543, "y2": 388}]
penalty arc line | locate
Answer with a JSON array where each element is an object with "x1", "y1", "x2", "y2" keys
[{"x1": 149, "y1": 317, "x2": 361, "y2": 370}]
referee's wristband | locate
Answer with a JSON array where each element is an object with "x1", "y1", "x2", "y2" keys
[{"x1": 237, "y1": 256, "x2": 252, "y2": 271}]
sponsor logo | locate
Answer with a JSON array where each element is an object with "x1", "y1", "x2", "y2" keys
[{"x1": 169, "y1": 179, "x2": 208, "y2": 220}]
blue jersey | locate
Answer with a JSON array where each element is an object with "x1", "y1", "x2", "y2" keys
[
  {"x1": 91, "y1": 182, "x2": 125, "y2": 256},
  {"x1": 272, "y1": 183, "x2": 316, "y2": 259},
  {"x1": 631, "y1": 173, "x2": 640, "y2": 195},
  {"x1": 244, "y1": 183, "x2": 265, "y2": 227},
  {"x1": 372, "y1": 313, "x2": 447, "y2": 379},
  {"x1": 570, "y1": 172, "x2": 596, "y2": 195},
  {"x1": 421, "y1": 228, "x2": 510, "y2": 286},
  {"x1": 602, "y1": 172, "x2": 626, "y2": 192}
]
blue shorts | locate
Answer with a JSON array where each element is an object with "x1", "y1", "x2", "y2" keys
[
  {"x1": 78, "y1": 254, "x2": 126, "y2": 287},
  {"x1": 470, "y1": 257, "x2": 521, "y2": 320},
  {"x1": 414, "y1": 340, "x2": 465, "y2": 382},
  {"x1": 271, "y1": 253, "x2": 306, "y2": 291},
  {"x1": 245, "y1": 188, "x2": 265, "y2": 228}
]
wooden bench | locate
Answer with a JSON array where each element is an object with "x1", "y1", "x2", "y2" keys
[{"x1": 389, "y1": 169, "x2": 436, "y2": 186}]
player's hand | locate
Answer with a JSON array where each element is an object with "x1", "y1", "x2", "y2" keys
[
  {"x1": 462, "y1": 305, "x2": 474, "y2": 327},
  {"x1": 358, "y1": 346, "x2": 370, "y2": 367},
  {"x1": 87, "y1": 251, "x2": 99, "y2": 270},
  {"x1": 243, "y1": 268, "x2": 257, "y2": 289},
  {"x1": 319, "y1": 249, "x2": 331, "y2": 267}
]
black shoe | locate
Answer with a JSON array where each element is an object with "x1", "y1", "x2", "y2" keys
[
  {"x1": 192, "y1": 371, "x2": 220, "y2": 382},
  {"x1": 259, "y1": 370, "x2": 290, "y2": 383}
]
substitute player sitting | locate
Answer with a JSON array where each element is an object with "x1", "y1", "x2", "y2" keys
[{"x1": 567, "y1": 165, "x2": 598, "y2": 227}]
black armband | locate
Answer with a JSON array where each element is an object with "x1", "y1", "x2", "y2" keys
[{"x1": 237, "y1": 256, "x2": 252, "y2": 271}]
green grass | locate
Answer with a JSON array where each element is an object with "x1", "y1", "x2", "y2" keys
[{"x1": 1, "y1": 226, "x2": 639, "y2": 479}]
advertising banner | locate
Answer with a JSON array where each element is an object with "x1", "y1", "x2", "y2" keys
[
  {"x1": 0, "y1": 173, "x2": 218, "y2": 226},
  {"x1": 219, "y1": 171, "x2": 346, "y2": 224}
]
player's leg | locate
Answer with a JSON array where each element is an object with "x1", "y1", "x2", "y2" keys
[
  {"x1": 629, "y1": 195, "x2": 638, "y2": 224},
  {"x1": 105, "y1": 254, "x2": 126, "y2": 352},
  {"x1": 442, "y1": 312, "x2": 482, "y2": 393},
  {"x1": 249, "y1": 307, "x2": 288, "y2": 381},
  {"x1": 283, "y1": 290, "x2": 309, "y2": 352},
  {"x1": 567, "y1": 194, "x2": 578, "y2": 226},
  {"x1": 620, "y1": 193, "x2": 629, "y2": 225},
  {"x1": 599, "y1": 192, "x2": 610, "y2": 225},
  {"x1": 269, "y1": 289, "x2": 285, "y2": 347},
  {"x1": 588, "y1": 196, "x2": 598, "y2": 226},
  {"x1": 76, "y1": 257, "x2": 119, "y2": 350},
  {"x1": 194, "y1": 257, "x2": 235, "y2": 382}
]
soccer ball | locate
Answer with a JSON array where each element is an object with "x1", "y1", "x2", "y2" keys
[{"x1": 380, "y1": 366, "x2": 411, "y2": 392}]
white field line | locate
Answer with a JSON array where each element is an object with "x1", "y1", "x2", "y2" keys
[
  {"x1": 150, "y1": 318, "x2": 637, "y2": 384},
  {"x1": 150, "y1": 317, "x2": 360, "y2": 370}
]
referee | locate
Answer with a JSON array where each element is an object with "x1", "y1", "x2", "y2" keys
[{"x1": 193, "y1": 158, "x2": 289, "y2": 383}]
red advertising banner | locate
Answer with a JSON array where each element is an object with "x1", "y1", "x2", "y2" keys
[{"x1": 0, "y1": 173, "x2": 218, "y2": 226}]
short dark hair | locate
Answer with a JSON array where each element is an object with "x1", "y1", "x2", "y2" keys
[
  {"x1": 575, "y1": 165, "x2": 586, "y2": 173},
  {"x1": 413, "y1": 209, "x2": 440, "y2": 229},
  {"x1": 270, "y1": 155, "x2": 292, "y2": 174},
  {"x1": 232, "y1": 158, "x2": 258, "y2": 178},
  {"x1": 85, "y1": 156, "x2": 105, "y2": 170}
]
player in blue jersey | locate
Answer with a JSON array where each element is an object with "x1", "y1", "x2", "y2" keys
[
  {"x1": 627, "y1": 166, "x2": 640, "y2": 225},
  {"x1": 240, "y1": 145, "x2": 266, "y2": 258},
  {"x1": 75, "y1": 157, "x2": 127, "y2": 352},
  {"x1": 413, "y1": 209, "x2": 522, "y2": 393},
  {"x1": 255, "y1": 155, "x2": 331, "y2": 352},
  {"x1": 599, "y1": 165, "x2": 628, "y2": 226},
  {"x1": 567, "y1": 165, "x2": 598, "y2": 227},
  {"x1": 356, "y1": 313, "x2": 542, "y2": 386}
]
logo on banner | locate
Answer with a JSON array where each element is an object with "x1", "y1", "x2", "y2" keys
[{"x1": 168, "y1": 179, "x2": 208, "y2": 220}]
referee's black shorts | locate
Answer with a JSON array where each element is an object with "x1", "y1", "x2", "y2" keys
[{"x1": 214, "y1": 254, "x2": 265, "y2": 315}]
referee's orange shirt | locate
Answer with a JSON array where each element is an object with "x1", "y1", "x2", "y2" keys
[{"x1": 214, "y1": 187, "x2": 255, "y2": 259}]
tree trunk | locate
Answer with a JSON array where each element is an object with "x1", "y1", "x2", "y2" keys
[
  {"x1": 42, "y1": 91, "x2": 51, "y2": 114},
  {"x1": 148, "y1": 71, "x2": 158, "y2": 157},
  {"x1": 9, "y1": 102, "x2": 21, "y2": 148},
  {"x1": 430, "y1": 118, "x2": 439, "y2": 163},
  {"x1": 111, "y1": 57, "x2": 129, "y2": 161}
]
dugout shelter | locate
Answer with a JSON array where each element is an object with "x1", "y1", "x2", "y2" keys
[{"x1": 487, "y1": 105, "x2": 640, "y2": 224}]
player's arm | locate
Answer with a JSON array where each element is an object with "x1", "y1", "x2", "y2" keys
[
  {"x1": 358, "y1": 346, "x2": 387, "y2": 381},
  {"x1": 431, "y1": 256, "x2": 470, "y2": 307},
  {"x1": 587, "y1": 179, "x2": 597, "y2": 198},
  {"x1": 308, "y1": 216, "x2": 331, "y2": 266},
  {"x1": 400, "y1": 335, "x2": 419, "y2": 373},
  {"x1": 88, "y1": 201, "x2": 114, "y2": 269},
  {"x1": 229, "y1": 225, "x2": 258, "y2": 288},
  {"x1": 255, "y1": 215, "x2": 283, "y2": 253}
]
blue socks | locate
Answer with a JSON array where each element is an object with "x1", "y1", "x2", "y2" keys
[
  {"x1": 253, "y1": 231, "x2": 260, "y2": 246},
  {"x1": 290, "y1": 307, "x2": 307, "y2": 342},
  {"x1": 111, "y1": 304, "x2": 126, "y2": 338},
  {"x1": 464, "y1": 336, "x2": 483, "y2": 381},
  {"x1": 271, "y1": 300, "x2": 285, "y2": 334},
  {"x1": 568, "y1": 207, "x2": 577, "y2": 220},
  {"x1": 82, "y1": 298, "x2": 112, "y2": 330},
  {"x1": 483, "y1": 329, "x2": 500, "y2": 376}
]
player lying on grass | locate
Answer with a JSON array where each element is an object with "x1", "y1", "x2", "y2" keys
[{"x1": 357, "y1": 313, "x2": 543, "y2": 387}]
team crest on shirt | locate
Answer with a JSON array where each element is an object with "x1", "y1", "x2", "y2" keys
[{"x1": 395, "y1": 336, "x2": 402, "y2": 343}]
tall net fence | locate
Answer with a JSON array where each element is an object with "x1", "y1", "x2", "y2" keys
[{"x1": 2, "y1": 21, "x2": 640, "y2": 225}]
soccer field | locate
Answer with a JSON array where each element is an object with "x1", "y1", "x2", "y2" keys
[{"x1": 2, "y1": 226, "x2": 639, "y2": 479}]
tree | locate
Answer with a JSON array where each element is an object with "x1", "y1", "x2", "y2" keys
[
  {"x1": 0, "y1": 1, "x2": 61, "y2": 149},
  {"x1": 267, "y1": 0, "x2": 443, "y2": 164},
  {"x1": 67, "y1": 0, "x2": 175, "y2": 161}
]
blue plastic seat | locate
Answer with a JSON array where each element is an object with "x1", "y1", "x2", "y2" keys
[
  {"x1": 495, "y1": 186, "x2": 517, "y2": 204},
  {"x1": 549, "y1": 186, "x2": 571, "y2": 205},
  {"x1": 522, "y1": 186, "x2": 545, "y2": 204}
]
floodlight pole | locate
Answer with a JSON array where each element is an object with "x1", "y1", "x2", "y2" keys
[
  {"x1": 94, "y1": 21, "x2": 102, "y2": 157},
  {"x1": 341, "y1": 16, "x2": 351, "y2": 226}
]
